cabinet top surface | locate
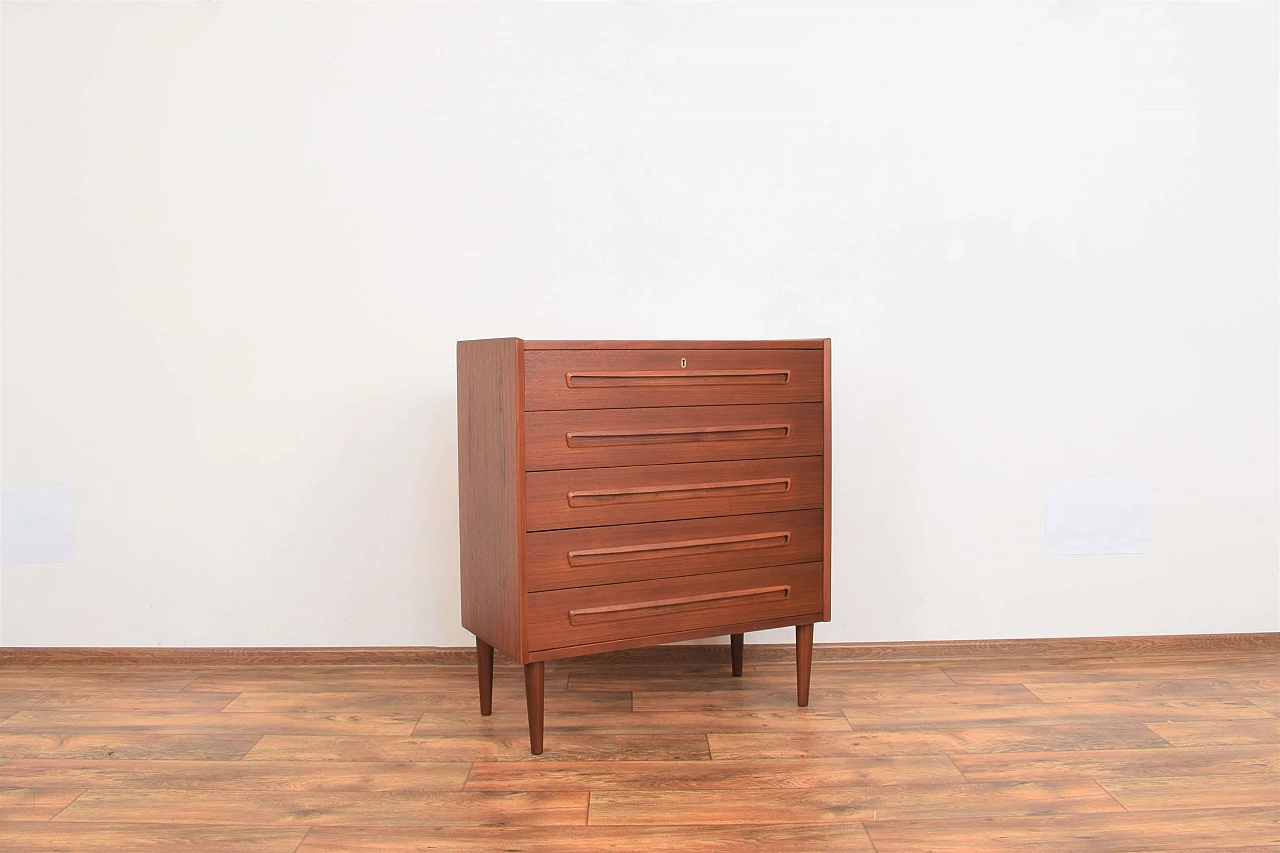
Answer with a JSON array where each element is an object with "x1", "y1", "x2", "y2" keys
[{"x1": 461, "y1": 339, "x2": 828, "y2": 350}]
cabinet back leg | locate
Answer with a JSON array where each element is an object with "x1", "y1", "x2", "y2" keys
[
  {"x1": 730, "y1": 633, "x2": 744, "y2": 677},
  {"x1": 796, "y1": 623, "x2": 814, "y2": 706},
  {"x1": 476, "y1": 637, "x2": 494, "y2": 716},
  {"x1": 524, "y1": 661, "x2": 545, "y2": 755}
]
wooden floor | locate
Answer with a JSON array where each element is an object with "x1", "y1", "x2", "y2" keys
[{"x1": 0, "y1": 648, "x2": 1276, "y2": 851}]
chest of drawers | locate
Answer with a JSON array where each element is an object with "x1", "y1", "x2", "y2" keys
[{"x1": 457, "y1": 338, "x2": 831, "y2": 753}]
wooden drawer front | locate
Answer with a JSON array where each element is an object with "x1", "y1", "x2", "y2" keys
[
  {"x1": 525, "y1": 456, "x2": 824, "y2": 532},
  {"x1": 527, "y1": 563, "x2": 824, "y2": 651},
  {"x1": 525, "y1": 403, "x2": 823, "y2": 472},
  {"x1": 524, "y1": 349, "x2": 824, "y2": 411},
  {"x1": 527, "y1": 509, "x2": 823, "y2": 592}
]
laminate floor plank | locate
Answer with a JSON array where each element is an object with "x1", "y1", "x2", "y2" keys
[
  {"x1": 297, "y1": 823, "x2": 878, "y2": 852},
  {"x1": 588, "y1": 780, "x2": 1124, "y2": 825},
  {"x1": 54, "y1": 789, "x2": 589, "y2": 827},
  {"x1": 245, "y1": 733, "x2": 712, "y2": 762},
  {"x1": 464, "y1": 755, "x2": 965, "y2": 790},
  {"x1": 943, "y1": 659, "x2": 1280, "y2": 685},
  {"x1": 1, "y1": 650, "x2": 1274, "y2": 849},
  {"x1": 1027, "y1": 678, "x2": 1280, "y2": 703},
  {"x1": 1144, "y1": 719, "x2": 1280, "y2": 747},
  {"x1": 0, "y1": 787, "x2": 85, "y2": 820},
  {"x1": 1099, "y1": 774, "x2": 1280, "y2": 811},
  {"x1": 0, "y1": 710, "x2": 422, "y2": 737},
  {"x1": 710, "y1": 723, "x2": 1170, "y2": 759},
  {"x1": 0, "y1": 672, "x2": 199, "y2": 692},
  {"x1": 183, "y1": 671, "x2": 570, "y2": 694},
  {"x1": 0, "y1": 690, "x2": 241, "y2": 712},
  {"x1": 747, "y1": 663, "x2": 956, "y2": 684},
  {"x1": 0, "y1": 759, "x2": 471, "y2": 793},
  {"x1": 223, "y1": 690, "x2": 630, "y2": 715},
  {"x1": 0, "y1": 822, "x2": 311, "y2": 852},
  {"x1": 632, "y1": 684, "x2": 1044, "y2": 710},
  {"x1": 861, "y1": 806, "x2": 1280, "y2": 852},
  {"x1": 951, "y1": 744, "x2": 1280, "y2": 781},
  {"x1": 412, "y1": 709, "x2": 852, "y2": 736},
  {"x1": 839, "y1": 698, "x2": 1275, "y2": 731},
  {"x1": 0, "y1": 732, "x2": 262, "y2": 760}
]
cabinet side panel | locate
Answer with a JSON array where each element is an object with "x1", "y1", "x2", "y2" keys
[
  {"x1": 457, "y1": 338, "x2": 524, "y2": 660},
  {"x1": 823, "y1": 338, "x2": 832, "y2": 622}
]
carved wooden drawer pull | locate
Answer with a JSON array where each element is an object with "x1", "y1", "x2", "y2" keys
[
  {"x1": 568, "y1": 531, "x2": 792, "y2": 566},
  {"x1": 566, "y1": 369, "x2": 791, "y2": 388},
  {"x1": 566, "y1": 424, "x2": 790, "y2": 448},
  {"x1": 568, "y1": 478, "x2": 791, "y2": 507},
  {"x1": 568, "y1": 585, "x2": 792, "y2": 626}
]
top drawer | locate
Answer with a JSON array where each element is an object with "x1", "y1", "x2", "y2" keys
[{"x1": 524, "y1": 349, "x2": 824, "y2": 411}]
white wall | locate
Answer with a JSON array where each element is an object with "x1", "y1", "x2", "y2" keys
[{"x1": 2, "y1": 2, "x2": 1276, "y2": 647}]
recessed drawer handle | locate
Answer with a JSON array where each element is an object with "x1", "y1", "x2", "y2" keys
[
  {"x1": 565, "y1": 370, "x2": 791, "y2": 388},
  {"x1": 566, "y1": 424, "x2": 790, "y2": 448},
  {"x1": 568, "y1": 585, "x2": 792, "y2": 626},
  {"x1": 568, "y1": 531, "x2": 792, "y2": 566},
  {"x1": 568, "y1": 478, "x2": 791, "y2": 507}
]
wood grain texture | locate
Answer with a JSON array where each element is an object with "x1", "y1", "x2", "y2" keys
[
  {"x1": 412, "y1": 709, "x2": 854, "y2": 736},
  {"x1": 298, "y1": 823, "x2": 877, "y2": 852},
  {"x1": 463, "y1": 755, "x2": 964, "y2": 791},
  {"x1": 221, "y1": 690, "x2": 631, "y2": 715},
  {"x1": 527, "y1": 510, "x2": 823, "y2": 592},
  {"x1": 525, "y1": 403, "x2": 823, "y2": 470},
  {"x1": 0, "y1": 732, "x2": 261, "y2": 760},
  {"x1": 837, "y1": 698, "x2": 1276, "y2": 730},
  {"x1": 587, "y1": 780, "x2": 1125, "y2": 825},
  {"x1": 1099, "y1": 774, "x2": 1280, "y2": 811},
  {"x1": 863, "y1": 807, "x2": 1280, "y2": 853},
  {"x1": 797, "y1": 623, "x2": 813, "y2": 706},
  {"x1": 1026, "y1": 677, "x2": 1280, "y2": 703},
  {"x1": 950, "y1": 744, "x2": 1280, "y2": 781},
  {"x1": 0, "y1": 823, "x2": 311, "y2": 852},
  {"x1": 526, "y1": 456, "x2": 824, "y2": 531},
  {"x1": 1, "y1": 646, "x2": 1274, "y2": 848},
  {"x1": 527, "y1": 563, "x2": 823, "y2": 652},
  {"x1": 457, "y1": 337, "x2": 526, "y2": 662},
  {"x1": 822, "y1": 337, "x2": 831, "y2": 620},
  {"x1": 243, "y1": 733, "x2": 713, "y2": 762},
  {"x1": 53, "y1": 789, "x2": 589, "y2": 826},
  {"x1": 526, "y1": 611, "x2": 826, "y2": 662},
  {"x1": 0, "y1": 759, "x2": 471, "y2": 792},
  {"x1": 0, "y1": 690, "x2": 240, "y2": 712},
  {"x1": 0, "y1": 710, "x2": 421, "y2": 736},
  {"x1": 524, "y1": 348, "x2": 824, "y2": 411},
  {"x1": 628, "y1": 683, "x2": 1044, "y2": 706},
  {"x1": 709, "y1": 724, "x2": 1172, "y2": 759},
  {"x1": 1144, "y1": 718, "x2": 1280, "y2": 747},
  {"x1": 0, "y1": 787, "x2": 85, "y2": 820}
]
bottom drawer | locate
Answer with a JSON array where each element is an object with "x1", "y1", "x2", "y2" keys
[{"x1": 526, "y1": 563, "x2": 823, "y2": 652}]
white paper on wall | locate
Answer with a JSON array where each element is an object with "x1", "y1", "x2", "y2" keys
[
  {"x1": 0, "y1": 487, "x2": 75, "y2": 564},
  {"x1": 1045, "y1": 478, "x2": 1151, "y2": 556}
]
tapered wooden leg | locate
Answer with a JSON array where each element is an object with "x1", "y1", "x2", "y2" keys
[
  {"x1": 524, "y1": 660, "x2": 545, "y2": 755},
  {"x1": 796, "y1": 623, "x2": 814, "y2": 707},
  {"x1": 476, "y1": 637, "x2": 494, "y2": 716},
  {"x1": 730, "y1": 633, "x2": 744, "y2": 677}
]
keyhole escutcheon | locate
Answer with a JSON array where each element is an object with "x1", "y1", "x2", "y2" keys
[{"x1": 680, "y1": 358, "x2": 686, "y2": 368}]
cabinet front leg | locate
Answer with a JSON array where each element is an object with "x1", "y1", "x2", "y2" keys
[
  {"x1": 730, "y1": 633, "x2": 744, "y2": 677},
  {"x1": 476, "y1": 637, "x2": 494, "y2": 716},
  {"x1": 796, "y1": 623, "x2": 814, "y2": 707},
  {"x1": 524, "y1": 661, "x2": 545, "y2": 755}
]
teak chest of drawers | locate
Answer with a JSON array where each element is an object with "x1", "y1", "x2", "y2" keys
[{"x1": 457, "y1": 338, "x2": 831, "y2": 753}]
